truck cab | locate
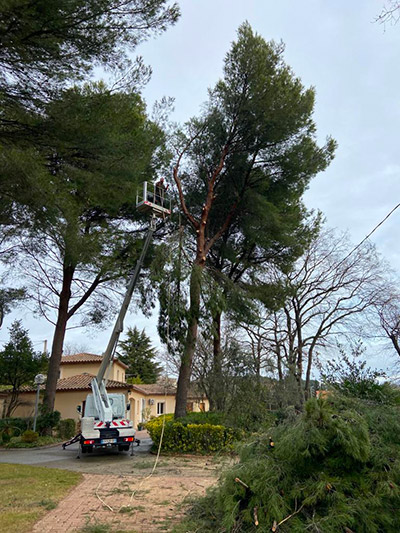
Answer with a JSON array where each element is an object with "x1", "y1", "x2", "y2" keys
[{"x1": 80, "y1": 393, "x2": 134, "y2": 453}]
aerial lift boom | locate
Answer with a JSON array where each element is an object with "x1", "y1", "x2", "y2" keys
[{"x1": 90, "y1": 217, "x2": 156, "y2": 426}]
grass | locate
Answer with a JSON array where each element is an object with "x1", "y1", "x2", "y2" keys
[
  {"x1": 78, "y1": 522, "x2": 129, "y2": 533},
  {"x1": 78, "y1": 525, "x2": 112, "y2": 533},
  {"x1": 0, "y1": 463, "x2": 82, "y2": 533}
]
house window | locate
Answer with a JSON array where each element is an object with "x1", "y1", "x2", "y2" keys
[
  {"x1": 199, "y1": 402, "x2": 205, "y2": 412},
  {"x1": 186, "y1": 402, "x2": 194, "y2": 412},
  {"x1": 117, "y1": 370, "x2": 120, "y2": 380},
  {"x1": 157, "y1": 402, "x2": 165, "y2": 415}
]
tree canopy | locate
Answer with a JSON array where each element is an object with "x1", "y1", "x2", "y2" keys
[
  {"x1": 171, "y1": 23, "x2": 336, "y2": 417},
  {"x1": 117, "y1": 326, "x2": 162, "y2": 383},
  {"x1": 0, "y1": 0, "x2": 179, "y2": 108},
  {"x1": 3, "y1": 83, "x2": 168, "y2": 413}
]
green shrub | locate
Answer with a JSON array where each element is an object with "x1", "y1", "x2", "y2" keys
[
  {"x1": 0, "y1": 431, "x2": 11, "y2": 444},
  {"x1": 58, "y1": 418, "x2": 76, "y2": 439},
  {"x1": 180, "y1": 411, "x2": 227, "y2": 426},
  {"x1": 36, "y1": 410, "x2": 61, "y2": 435},
  {"x1": 21, "y1": 430, "x2": 39, "y2": 443},
  {"x1": 0, "y1": 417, "x2": 31, "y2": 434},
  {"x1": 146, "y1": 415, "x2": 243, "y2": 453}
]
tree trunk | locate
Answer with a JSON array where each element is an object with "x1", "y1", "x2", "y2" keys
[
  {"x1": 174, "y1": 263, "x2": 203, "y2": 418},
  {"x1": 304, "y1": 341, "x2": 317, "y2": 400},
  {"x1": 294, "y1": 303, "x2": 304, "y2": 408},
  {"x1": 390, "y1": 334, "x2": 400, "y2": 357},
  {"x1": 44, "y1": 264, "x2": 75, "y2": 414},
  {"x1": 210, "y1": 310, "x2": 225, "y2": 411},
  {"x1": 6, "y1": 389, "x2": 19, "y2": 417}
]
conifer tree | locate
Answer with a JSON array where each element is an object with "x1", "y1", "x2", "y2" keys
[
  {"x1": 184, "y1": 396, "x2": 400, "y2": 532},
  {"x1": 0, "y1": 320, "x2": 47, "y2": 416},
  {"x1": 117, "y1": 326, "x2": 162, "y2": 383},
  {"x1": 171, "y1": 23, "x2": 336, "y2": 417},
  {"x1": 0, "y1": 0, "x2": 179, "y2": 112}
]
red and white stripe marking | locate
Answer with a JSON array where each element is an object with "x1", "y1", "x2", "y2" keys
[{"x1": 94, "y1": 419, "x2": 131, "y2": 428}]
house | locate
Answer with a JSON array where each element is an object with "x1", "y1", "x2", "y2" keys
[{"x1": 4, "y1": 353, "x2": 209, "y2": 428}]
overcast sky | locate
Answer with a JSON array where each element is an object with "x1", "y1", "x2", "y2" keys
[{"x1": 2, "y1": 1, "x2": 400, "y2": 372}]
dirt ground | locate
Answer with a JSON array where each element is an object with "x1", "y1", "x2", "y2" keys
[{"x1": 29, "y1": 433, "x2": 231, "y2": 533}]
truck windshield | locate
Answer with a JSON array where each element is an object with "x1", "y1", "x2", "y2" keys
[{"x1": 85, "y1": 393, "x2": 126, "y2": 419}]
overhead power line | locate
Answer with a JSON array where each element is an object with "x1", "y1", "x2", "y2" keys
[{"x1": 338, "y1": 201, "x2": 400, "y2": 267}]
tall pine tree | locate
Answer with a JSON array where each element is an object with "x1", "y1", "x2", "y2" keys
[{"x1": 171, "y1": 23, "x2": 336, "y2": 417}]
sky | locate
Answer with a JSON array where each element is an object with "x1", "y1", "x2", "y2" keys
[{"x1": 2, "y1": 0, "x2": 400, "y2": 372}]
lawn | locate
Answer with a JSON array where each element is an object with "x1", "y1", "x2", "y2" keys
[{"x1": 0, "y1": 463, "x2": 82, "y2": 533}]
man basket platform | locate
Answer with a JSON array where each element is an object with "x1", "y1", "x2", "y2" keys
[{"x1": 136, "y1": 180, "x2": 171, "y2": 218}]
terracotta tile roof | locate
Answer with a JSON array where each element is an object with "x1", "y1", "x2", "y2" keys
[
  {"x1": 61, "y1": 353, "x2": 128, "y2": 369},
  {"x1": 131, "y1": 383, "x2": 206, "y2": 399},
  {"x1": 131, "y1": 383, "x2": 176, "y2": 396},
  {"x1": 18, "y1": 374, "x2": 130, "y2": 393}
]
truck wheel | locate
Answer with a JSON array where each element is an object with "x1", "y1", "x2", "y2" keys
[{"x1": 118, "y1": 445, "x2": 130, "y2": 452}]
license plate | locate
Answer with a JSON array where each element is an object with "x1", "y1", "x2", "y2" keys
[{"x1": 101, "y1": 438, "x2": 117, "y2": 444}]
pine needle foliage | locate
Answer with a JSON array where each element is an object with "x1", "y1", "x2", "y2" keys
[
  {"x1": 182, "y1": 396, "x2": 400, "y2": 532},
  {"x1": 117, "y1": 326, "x2": 162, "y2": 384}
]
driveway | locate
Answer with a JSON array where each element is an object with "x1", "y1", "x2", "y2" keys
[{"x1": 0, "y1": 431, "x2": 153, "y2": 474}]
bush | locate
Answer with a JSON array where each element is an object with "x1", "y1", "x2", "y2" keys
[
  {"x1": 0, "y1": 417, "x2": 31, "y2": 434},
  {"x1": 0, "y1": 431, "x2": 11, "y2": 444},
  {"x1": 21, "y1": 430, "x2": 39, "y2": 443},
  {"x1": 146, "y1": 415, "x2": 243, "y2": 453},
  {"x1": 180, "y1": 411, "x2": 227, "y2": 426},
  {"x1": 35, "y1": 410, "x2": 61, "y2": 435},
  {"x1": 181, "y1": 396, "x2": 400, "y2": 532},
  {"x1": 58, "y1": 418, "x2": 76, "y2": 439}
]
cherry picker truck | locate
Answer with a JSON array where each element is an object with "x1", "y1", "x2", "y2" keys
[{"x1": 62, "y1": 182, "x2": 171, "y2": 456}]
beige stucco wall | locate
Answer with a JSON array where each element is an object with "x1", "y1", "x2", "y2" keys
[
  {"x1": 10, "y1": 392, "x2": 37, "y2": 419},
  {"x1": 60, "y1": 362, "x2": 125, "y2": 382},
  {"x1": 60, "y1": 364, "x2": 99, "y2": 379},
  {"x1": 127, "y1": 391, "x2": 209, "y2": 428},
  {"x1": 9, "y1": 388, "x2": 130, "y2": 421},
  {"x1": 5, "y1": 385, "x2": 208, "y2": 429}
]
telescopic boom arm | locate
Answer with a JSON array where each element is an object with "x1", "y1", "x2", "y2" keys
[{"x1": 96, "y1": 215, "x2": 157, "y2": 385}]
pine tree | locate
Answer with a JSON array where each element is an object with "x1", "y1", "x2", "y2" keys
[
  {"x1": 117, "y1": 326, "x2": 162, "y2": 384},
  {"x1": 5, "y1": 83, "x2": 167, "y2": 415},
  {"x1": 172, "y1": 23, "x2": 336, "y2": 417},
  {"x1": 0, "y1": 320, "x2": 47, "y2": 416}
]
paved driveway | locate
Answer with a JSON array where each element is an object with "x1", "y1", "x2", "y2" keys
[{"x1": 0, "y1": 431, "x2": 153, "y2": 474}]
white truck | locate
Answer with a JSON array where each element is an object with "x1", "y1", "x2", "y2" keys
[{"x1": 63, "y1": 182, "x2": 171, "y2": 456}]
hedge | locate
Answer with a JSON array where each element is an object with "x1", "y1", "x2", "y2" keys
[
  {"x1": 58, "y1": 418, "x2": 76, "y2": 439},
  {"x1": 145, "y1": 415, "x2": 243, "y2": 453}
]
